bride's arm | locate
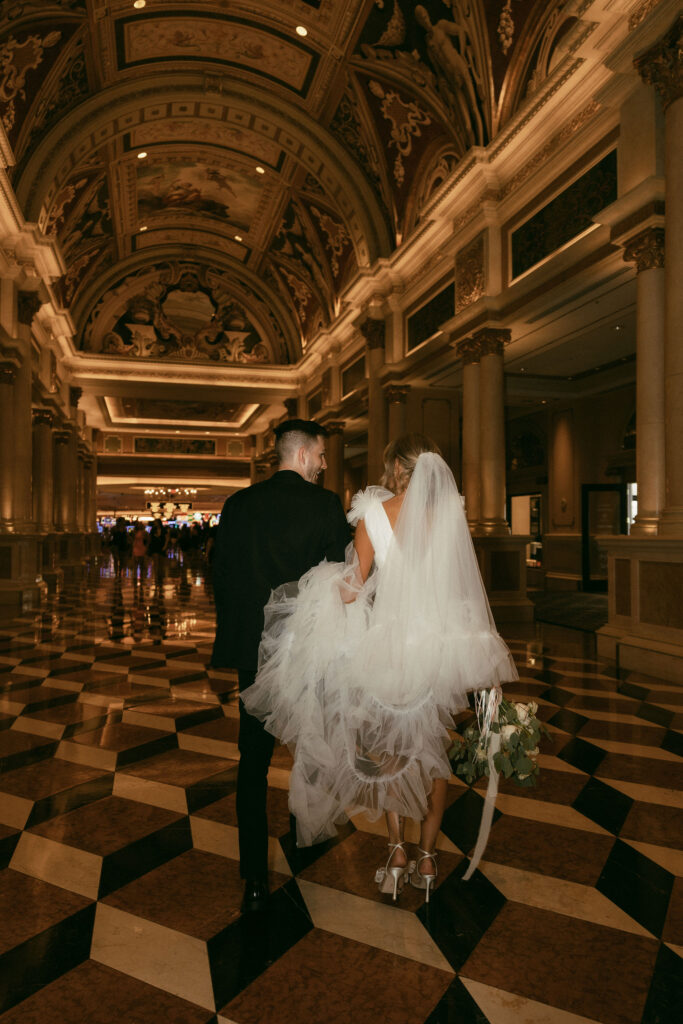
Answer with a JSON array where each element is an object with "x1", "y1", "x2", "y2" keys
[
  {"x1": 353, "y1": 519, "x2": 375, "y2": 582},
  {"x1": 339, "y1": 518, "x2": 375, "y2": 603}
]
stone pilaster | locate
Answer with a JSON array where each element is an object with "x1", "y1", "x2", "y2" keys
[
  {"x1": 636, "y1": 17, "x2": 683, "y2": 535},
  {"x1": 360, "y1": 317, "x2": 386, "y2": 485},
  {"x1": 457, "y1": 338, "x2": 482, "y2": 529},
  {"x1": 475, "y1": 328, "x2": 511, "y2": 535},
  {"x1": 32, "y1": 408, "x2": 55, "y2": 533},
  {"x1": 384, "y1": 384, "x2": 409, "y2": 441},
  {"x1": 0, "y1": 363, "x2": 17, "y2": 526},
  {"x1": 623, "y1": 228, "x2": 666, "y2": 534},
  {"x1": 324, "y1": 421, "x2": 345, "y2": 501}
]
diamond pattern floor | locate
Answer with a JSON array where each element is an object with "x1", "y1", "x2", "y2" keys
[{"x1": 0, "y1": 554, "x2": 680, "y2": 1023}]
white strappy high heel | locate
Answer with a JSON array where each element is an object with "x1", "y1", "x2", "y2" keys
[
  {"x1": 375, "y1": 842, "x2": 410, "y2": 901},
  {"x1": 410, "y1": 848, "x2": 438, "y2": 903}
]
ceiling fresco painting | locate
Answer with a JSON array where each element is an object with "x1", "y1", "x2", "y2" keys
[
  {"x1": 135, "y1": 154, "x2": 265, "y2": 228},
  {"x1": 117, "y1": 14, "x2": 317, "y2": 95},
  {"x1": 114, "y1": 398, "x2": 248, "y2": 425},
  {"x1": 1, "y1": 0, "x2": 584, "y2": 385}
]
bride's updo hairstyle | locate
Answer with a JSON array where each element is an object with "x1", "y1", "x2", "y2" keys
[{"x1": 380, "y1": 433, "x2": 441, "y2": 492}]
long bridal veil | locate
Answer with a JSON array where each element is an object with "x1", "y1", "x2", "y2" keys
[{"x1": 242, "y1": 452, "x2": 518, "y2": 849}]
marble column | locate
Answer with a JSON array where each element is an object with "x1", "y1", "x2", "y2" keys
[
  {"x1": 324, "y1": 422, "x2": 345, "y2": 501},
  {"x1": 11, "y1": 339, "x2": 34, "y2": 531},
  {"x1": 385, "y1": 385, "x2": 409, "y2": 442},
  {"x1": 87, "y1": 454, "x2": 98, "y2": 531},
  {"x1": 32, "y1": 409, "x2": 55, "y2": 533},
  {"x1": 53, "y1": 429, "x2": 73, "y2": 532},
  {"x1": 623, "y1": 229, "x2": 666, "y2": 534},
  {"x1": 0, "y1": 363, "x2": 17, "y2": 526},
  {"x1": 476, "y1": 328, "x2": 510, "y2": 535},
  {"x1": 360, "y1": 318, "x2": 386, "y2": 486},
  {"x1": 457, "y1": 338, "x2": 482, "y2": 529},
  {"x1": 636, "y1": 16, "x2": 683, "y2": 536},
  {"x1": 76, "y1": 449, "x2": 88, "y2": 532}
]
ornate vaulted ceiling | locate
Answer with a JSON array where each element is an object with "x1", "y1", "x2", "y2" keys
[{"x1": 1, "y1": 0, "x2": 579, "y2": 429}]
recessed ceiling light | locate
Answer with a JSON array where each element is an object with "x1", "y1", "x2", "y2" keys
[
  {"x1": 234, "y1": 234, "x2": 243, "y2": 242},
  {"x1": 614, "y1": 324, "x2": 623, "y2": 331},
  {"x1": 139, "y1": 225, "x2": 148, "y2": 231},
  {"x1": 295, "y1": 26, "x2": 308, "y2": 37},
  {"x1": 255, "y1": 166, "x2": 265, "y2": 174},
  {"x1": 133, "y1": 1, "x2": 146, "y2": 8},
  {"x1": 137, "y1": 151, "x2": 147, "y2": 159}
]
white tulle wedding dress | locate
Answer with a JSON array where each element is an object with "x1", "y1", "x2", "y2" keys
[{"x1": 242, "y1": 453, "x2": 518, "y2": 854}]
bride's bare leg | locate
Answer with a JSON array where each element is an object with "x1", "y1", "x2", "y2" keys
[
  {"x1": 418, "y1": 778, "x2": 448, "y2": 874},
  {"x1": 385, "y1": 811, "x2": 407, "y2": 868}
]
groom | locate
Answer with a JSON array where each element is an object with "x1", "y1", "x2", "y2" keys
[{"x1": 211, "y1": 419, "x2": 350, "y2": 911}]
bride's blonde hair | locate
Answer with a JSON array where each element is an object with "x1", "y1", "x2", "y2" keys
[{"x1": 380, "y1": 433, "x2": 441, "y2": 492}]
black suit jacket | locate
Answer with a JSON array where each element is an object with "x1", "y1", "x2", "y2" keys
[{"x1": 211, "y1": 470, "x2": 351, "y2": 671}]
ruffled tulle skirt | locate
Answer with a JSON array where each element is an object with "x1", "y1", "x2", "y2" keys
[{"x1": 241, "y1": 550, "x2": 518, "y2": 847}]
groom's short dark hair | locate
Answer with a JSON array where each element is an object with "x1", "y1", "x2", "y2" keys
[{"x1": 274, "y1": 419, "x2": 327, "y2": 463}]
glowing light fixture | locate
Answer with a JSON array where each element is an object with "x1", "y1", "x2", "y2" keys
[
  {"x1": 133, "y1": 1, "x2": 146, "y2": 9},
  {"x1": 296, "y1": 26, "x2": 308, "y2": 37},
  {"x1": 137, "y1": 151, "x2": 148, "y2": 159},
  {"x1": 139, "y1": 225, "x2": 148, "y2": 231},
  {"x1": 234, "y1": 234, "x2": 243, "y2": 242},
  {"x1": 255, "y1": 166, "x2": 265, "y2": 175}
]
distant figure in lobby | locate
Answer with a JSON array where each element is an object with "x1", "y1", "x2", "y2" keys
[
  {"x1": 131, "y1": 521, "x2": 148, "y2": 581},
  {"x1": 110, "y1": 517, "x2": 129, "y2": 574},
  {"x1": 211, "y1": 419, "x2": 350, "y2": 912},
  {"x1": 147, "y1": 518, "x2": 168, "y2": 578}
]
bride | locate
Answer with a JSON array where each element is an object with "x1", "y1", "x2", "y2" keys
[{"x1": 242, "y1": 433, "x2": 518, "y2": 901}]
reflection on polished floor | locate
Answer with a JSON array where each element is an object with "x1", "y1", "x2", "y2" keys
[{"x1": 0, "y1": 554, "x2": 680, "y2": 1024}]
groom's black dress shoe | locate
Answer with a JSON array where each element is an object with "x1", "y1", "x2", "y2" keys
[{"x1": 241, "y1": 879, "x2": 269, "y2": 913}]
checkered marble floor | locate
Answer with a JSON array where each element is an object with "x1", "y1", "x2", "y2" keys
[{"x1": 0, "y1": 554, "x2": 680, "y2": 1023}]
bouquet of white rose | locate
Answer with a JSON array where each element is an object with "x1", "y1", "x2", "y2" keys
[{"x1": 449, "y1": 696, "x2": 546, "y2": 787}]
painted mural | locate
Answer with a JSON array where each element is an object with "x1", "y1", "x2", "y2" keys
[
  {"x1": 122, "y1": 16, "x2": 313, "y2": 93},
  {"x1": 119, "y1": 399, "x2": 243, "y2": 424},
  {"x1": 136, "y1": 155, "x2": 263, "y2": 227}
]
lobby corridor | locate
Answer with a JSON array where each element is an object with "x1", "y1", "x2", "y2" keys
[{"x1": 0, "y1": 556, "x2": 680, "y2": 1024}]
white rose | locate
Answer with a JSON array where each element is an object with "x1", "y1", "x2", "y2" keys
[
  {"x1": 515, "y1": 703, "x2": 530, "y2": 724},
  {"x1": 475, "y1": 744, "x2": 488, "y2": 762},
  {"x1": 527, "y1": 747, "x2": 539, "y2": 758},
  {"x1": 528, "y1": 701, "x2": 538, "y2": 716},
  {"x1": 501, "y1": 724, "x2": 517, "y2": 742}
]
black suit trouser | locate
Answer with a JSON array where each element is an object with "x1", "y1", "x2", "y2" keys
[{"x1": 237, "y1": 669, "x2": 275, "y2": 880}]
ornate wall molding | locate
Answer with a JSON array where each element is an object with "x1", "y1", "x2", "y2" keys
[
  {"x1": 17, "y1": 290, "x2": 43, "y2": 326},
  {"x1": 455, "y1": 232, "x2": 486, "y2": 313}
]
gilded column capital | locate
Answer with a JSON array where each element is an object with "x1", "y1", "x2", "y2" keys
[
  {"x1": 623, "y1": 227, "x2": 665, "y2": 272},
  {"x1": 325, "y1": 421, "x2": 345, "y2": 435},
  {"x1": 69, "y1": 386, "x2": 83, "y2": 408},
  {"x1": 384, "y1": 384, "x2": 410, "y2": 404},
  {"x1": 456, "y1": 337, "x2": 481, "y2": 365},
  {"x1": 54, "y1": 428, "x2": 73, "y2": 445},
  {"x1": 472, "y1": 327, "x2": 511, "y2": 358},
  {"x1": 359, "y1": 317, "x2": 386, "y2": 351},
  {"x1": 0, "y1": 361, "x2": 17, "y2": 384},
  {"x1": 283, "y1": 397, "x2": 298, "y2": 418},
  {"x1": 634, "y1": 16, "x2": 683, "y2": 111},
  {"x1": 32, "y1": 408, "x2": 54, "y2": 428}
]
